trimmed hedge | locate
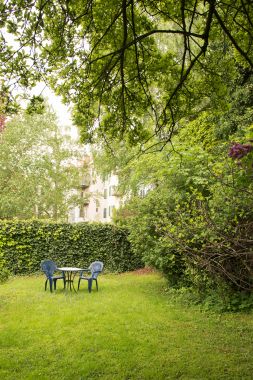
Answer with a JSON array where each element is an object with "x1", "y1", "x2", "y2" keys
[{"x1": 0, "y1": 221, "x2": 143, "y2": 275}]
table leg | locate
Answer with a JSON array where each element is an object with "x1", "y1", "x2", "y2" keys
[{"x1": 64, "y1": 271, "x2": 78, "y2": 292}]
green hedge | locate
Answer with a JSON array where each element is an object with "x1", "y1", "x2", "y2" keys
[{"x1": 0, "y1": 221, "x2": 143, "y2": 275}]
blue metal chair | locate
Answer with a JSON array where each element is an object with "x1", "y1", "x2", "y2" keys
[
  {"x1": 78, "y1": 261, "x2": 104, "y2": 292},
  {"x1": 41, "y1": 260, "x2": 66, "y2": 292}
]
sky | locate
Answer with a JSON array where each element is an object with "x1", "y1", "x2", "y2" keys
[{"x1": 3, "y1": 28, "x2": 79, "y2": 140}]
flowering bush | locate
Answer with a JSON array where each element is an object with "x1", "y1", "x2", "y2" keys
[{"x1": 228, "y1": 142, "x2": 253, "y2": 159}]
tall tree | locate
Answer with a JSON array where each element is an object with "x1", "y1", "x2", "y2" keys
[
  {"x1": 1, "y1": 0, "x2": 253, "y2": 151},
  {"x1": 0, "y1": 106, "x2": 84, "y2": 220}
]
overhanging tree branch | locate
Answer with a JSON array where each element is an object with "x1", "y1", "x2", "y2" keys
[{"x1": 213, "y1": 4, "x2": 253, "y2": 68}]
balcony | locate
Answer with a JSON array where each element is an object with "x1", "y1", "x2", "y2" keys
[
  {"x1": 109, "y1": 185, "x2": 120, "y2": 197},
  {"x1": 81, "y1": 175, "x2": 90, "y2": 189},
  {"x1": 83, "y1": 198, "x2": 89, "y2": 206}
]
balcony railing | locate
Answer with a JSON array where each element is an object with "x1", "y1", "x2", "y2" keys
[{"x1": 81, "y1": 175, "x2": 90, "y2": 189}]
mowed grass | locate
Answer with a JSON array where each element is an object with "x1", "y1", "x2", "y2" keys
[{"x1": 0, "y1": 273, "x2": 253, "y2": 380}]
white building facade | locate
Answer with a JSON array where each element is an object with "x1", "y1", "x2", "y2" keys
[{"x1": 69, "y1": 156, "x2": 121, "y2": 223}]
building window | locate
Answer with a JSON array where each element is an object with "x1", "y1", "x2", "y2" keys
[
  {"x1": 104, "y1": 188, "x2": 108, "y2": 199},
  {"x1": 109, "y1": 186, "x2": 114, "y2": 196},
  {"x1": 95, "y1": 200, "x2": 99, "y2": 213},
  {"x1": 103, "y1": 174, "x2": 109, "y2": 183},
  {"x1": 109, "y1": 206, "x2": 115, "y2": 216},
  {"x1": 79, "y1": 206, "x2": 84, "y2": 218},
  {"x1": 109, "y1": 205, "x2": 115, "y2": 217},
  {"x1": 103, "y1": 208, "x2": 107, "y2": 218}
]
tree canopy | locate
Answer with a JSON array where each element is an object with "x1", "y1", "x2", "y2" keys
[{"x1": 1, "y1": 0, "x2": 253, "y2": 151}]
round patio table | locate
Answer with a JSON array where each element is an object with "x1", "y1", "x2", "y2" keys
[{"x1": 57, "y1": 267, "x2": 84, "y2": 292}]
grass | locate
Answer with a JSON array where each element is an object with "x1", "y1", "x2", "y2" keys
[{"x1": 0, "y1": 272, "x2": 253, "y2": 380}]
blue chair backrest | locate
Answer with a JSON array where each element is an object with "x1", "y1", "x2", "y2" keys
[
  {"x1": 89, "y1": 261, "x2": 104, "y2": 279},
  {"x1": 41, "y1": 260, "x2": 57, "y2": 278}
]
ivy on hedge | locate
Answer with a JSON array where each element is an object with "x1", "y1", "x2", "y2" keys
[{"x1": 0, "y1": 221, "x2": 143, "y2": 275}]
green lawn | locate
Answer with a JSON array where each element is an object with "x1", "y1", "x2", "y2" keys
[{"x1": 0, "y1": 272, "x2": 253, "y2": 380}]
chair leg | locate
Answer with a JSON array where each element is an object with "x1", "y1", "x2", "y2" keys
[
  {"x1": 49, "y1": 278, "x2": 53, "y2": 293},
  {"x1": 78, "y1": 278, "x2": 81, "y2": 290},
  {"x1": 54, "y1": 279, "x2": 57, "y2": 290},
  {"x1": 95, "y1": 279, "x2": 98, "y2": 291},
  {"x1": 45, "y1": 279, "x2": 48, "y2": 291},
  {"x1": 88, "y1": 278, "x2": 93, "y2": 293}
]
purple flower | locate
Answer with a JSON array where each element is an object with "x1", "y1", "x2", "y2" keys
[{"x1": 228, "y1": 142, "x2": 253, "y2": 159}]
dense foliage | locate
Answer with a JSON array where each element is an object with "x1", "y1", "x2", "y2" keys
[
  {"x1": 0, "y1": 221, "x2": 142, "y2": 276},
  {"x1": 1, "y1": 1, "x2": 253, "y2": 150}
]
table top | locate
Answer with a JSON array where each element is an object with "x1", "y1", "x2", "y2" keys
[{"x1": 57, "y1": 267, "x2": 85, "y2": 272}]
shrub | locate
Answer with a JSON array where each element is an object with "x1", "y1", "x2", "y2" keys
[
  {"x1": 0, "y1": 239, "x2": 9, "y2": 283},
  {"x1": 0, "y1": 221, "x2": 143, "y2": 275},
  {"x1": 114, "y1": 144, "x2": 253, "y2": 310},
  {"x1": 0, "y1": 254, "x2": 10, "y2": 283}
]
